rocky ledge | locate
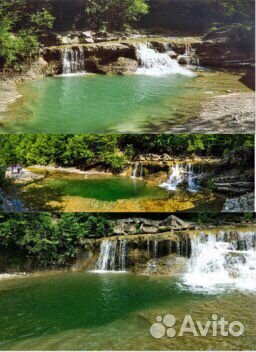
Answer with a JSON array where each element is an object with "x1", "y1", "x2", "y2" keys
[
  {"x1": 5, "y1": 169, "x2": 45, "y2": 185},
  {"x1": 112, "y1": 215, "x2": 191, "y2": 235},
  {"x1": 223, "y1": 192, "x2": 255, "y2": 212}
]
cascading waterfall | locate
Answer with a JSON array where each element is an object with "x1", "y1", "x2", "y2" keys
[
  {"x1": 95, "y1": 240, "x2": 117, "y2": 272},
  {"x1": 94, "y1": 239, "x2": 127, "y2": 272},
  {"x1": 187, "y1": 163, "x2": 200, "y2": 192},
  {"x1": 160, "y1": 163, "x2": 200, "y2": 192},
  {"x1": 182, "y1": 231, "x2": 256, "y2": 293},
  {"x1": 131, "y1": 162, "x2": 143, "y2": 178},
  {"x1": 177, "y1": 41, "x2": 200, "y2": 66},
  {"x1": 131, "y1": 162, "x2": 139, "y2": 178},
  {"x1": 153, "y1": 240, "x2": 158, "y2": 259},
  {"x1": 160, "y1": 164, "x2": 184, "y2": 191},
  {"x1": 119, "y1": 240, "x2": 127, "y2": 272},
  {"x1": 136, "y1": 43, "x2": 194, "y2": 77},
  {"x1": 62, "y1": 47, "x2": 85, "y2": 75}
]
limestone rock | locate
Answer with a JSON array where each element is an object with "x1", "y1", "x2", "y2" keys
[
  {"x1": 223, "y1": 192, "x2": 254, "y2": 212},
  {"x1": 98, "y1": 57, "x2": 138, "y2": 75}
]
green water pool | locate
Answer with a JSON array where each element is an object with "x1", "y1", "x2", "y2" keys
[
  {"x1": 0, "y1": 70, "x2": 249, "y2": 134},
  {"x1": 11, "y1": 171, "x2": 224, "y2": 212},
  {"x1": 0, "y1": 272, "x2": 255, "y2": 350},
  {"x1": 15, "y1": 173, "x2": 168, "y2": 208}
]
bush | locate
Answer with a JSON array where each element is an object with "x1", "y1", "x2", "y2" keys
[{"x1": 0, "y1": 0, "x2": 54, "y2": 70}]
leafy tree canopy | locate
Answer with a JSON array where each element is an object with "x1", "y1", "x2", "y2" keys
[{"x1": 0, "y1": 134, "x2": 253, "y2": 173}]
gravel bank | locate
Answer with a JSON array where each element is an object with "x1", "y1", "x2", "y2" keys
[{"x1": 170, "y1": 92, "x2": 255, "y2": 134}]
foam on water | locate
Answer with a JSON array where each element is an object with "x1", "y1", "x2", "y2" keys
[
  {"x1": 181, "y1": 232, "x2": 256, "y2": 294},
  {"x1": 136, "y1": 43, "x2": 195, "y2": 77}
]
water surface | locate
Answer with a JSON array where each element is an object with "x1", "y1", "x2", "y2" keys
[
  {"x1": 0, "y1": 272, "x2": 255, "y2": 350},
  {"x1": 1, "y1": 70, "x2": 249, "y2": 133},
  {"x1": 10, "y1": 171, "x2": 224, "y2": 212}
]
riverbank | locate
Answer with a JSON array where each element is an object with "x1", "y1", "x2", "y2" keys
[
  {"x1": 170, "y1": 92, "x2": 255, "y2": 133},
  {"x1": 0, "y1": 57, "x2": 48, "y2": 118}
]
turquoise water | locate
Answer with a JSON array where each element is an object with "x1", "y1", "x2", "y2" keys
[
  {"x1": 1, "y1": 74, "x2": 196, "y2": 133},
  {"x1": 0, "y1": 272, "x2": 255, "y2": 350}
]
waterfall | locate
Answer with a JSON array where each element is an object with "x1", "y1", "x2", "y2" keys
[
  {"x1": 94, "y1": 239, "x2": 127, "y2": 272},
  {"x1": 62, "y1": 47, "x2": 85, "y2": 75},
  {"x1": 136, "y1": 43, "x2": 194, "y2": 77},
  {"x1": 131, "y1": 162, "x2": 143, "y2": 178},
  {"x1": 119, "y1": 240, "x2": 127, "y2": 272},
  {"x1": 153, "y1": 240, "x2": 158, "y2": 259},
  {"x1": 147, "y1": 239, "x2": 150, "y2": 258},
  {"x1": 160, "y1": 164, "x2": 184, "y2": 191},
  {"x1": 140, "y1": 164, "x2": 144, "y2": 178},
  {"x1": 131, "y1": 162, "x2": 139, "y2": 178},
  {"x1": 187, "y1": 164, "x2": 200, "y2": 192},
  {"x1": 95, "y1": 240, "x2": 117, "y2": 271},
  {"x1": 181, "y1": 232, "x2": 256, "y2": 293},
  {"x1": 177, "y1": 41, "x2": 199, "y2": 66},
  {"x1": 160, "y1": 163, "x2": 200, "y2": 192}
]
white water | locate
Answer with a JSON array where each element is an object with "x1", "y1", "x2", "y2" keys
[
  {"x1": 62, "y1": 48, "x2": 86, "y2": 75},
  {"x1": 119, "y1": 240, "x2": 127, "y2": 272},
  {"x1": 131, "y1": 162, "x2": 143, "y2": 178},
  {"x1": 160, "y1": 163, "x2": 200, "y2": 192},
  {"x1": 131, "y1": 162, "x2": 139, "y2": 178},
  {"x1": 95, "y1": 240, "x2": 117, "y2": 271},
  {"x1": 94, "y1": 240, "x2": 127, "y2": 272},
  {"x1": 182, "y1": 232, "x2": 256, "y2": 293},
  {"x1": 136, "y1": 43, "x2": 194, "y2": 77}
]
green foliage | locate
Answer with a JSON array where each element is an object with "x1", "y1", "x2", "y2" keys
[
  {"x1": 0, "y1": 0, "x2": 54, "y2": 69},
  {"x1": 120, "y1": 134, "x2": 254, "y2": 158},
  {"x1": 0, "y1": 134, "x2": 253, "y2": 173},
  {"x1": 82, "y1": 0, "x2": 149, "y2": 31},
  {"x1": 30, "y1": 8, "x2": 54, "y2": 34},
  {"x1": 193, "y1": 212, "x2": 218, "y2": 225},
  {"x1": 0, "y1": 167, "x2": 7, "y2": 187},
  {"x1": 243, "y1": 212, "x2": 254, "y2": 221},
  {"x1": 0, "y1": 213, "x2": 113, "y2": 269},
  {"x1": 207, "y1": 179, "x2": 216, "y2": 190}
]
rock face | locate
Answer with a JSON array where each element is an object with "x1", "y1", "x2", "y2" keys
[
  {"x1": 195, "y1": 25, "x2": 254, "y2": 68},
  {"x1": 223, "y1": 192, "x2": 255, "y2": 212},
  {"x1": 42, "y1": 43, "x2": 138, "y2": 75},
  {"x1": 76, "y1": 226, "x2": 256, "y2": 275},
  {"x1": 94, "y1": 57, "x2": 138, "y2": 74},
  {"x1": 112, "y1": 215, "x2": 191, "y2": 235},
  {"x1": 39, "y1": 29, "x2": 254, "y2": 76},
  {"x1": 206, "y1": 147, "x2": 255, "y2": 197}
]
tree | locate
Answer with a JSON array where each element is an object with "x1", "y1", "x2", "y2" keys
[
  {"x1": 0, "y1": 0, "x2": 54, "y2": 70},
  {"x1": 82, "y1": 0, "x2": 149, "y2": 31},
  {"x1": 0, "y1": 213, "x2": 113, "y2": 269}
]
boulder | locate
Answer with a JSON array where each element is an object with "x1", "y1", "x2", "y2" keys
[
  {"x1": 168, "y1": 50, "x2": 178, "y2": 58},
  {"x1": 150, "y1": 41, "x2": 168, "y2": 53},
  {"x1": 82, "y1": 31, "x2": 93, "y2": 38},
  {"x1": 161, "y1": 215, "x2": 189, "y2": 229},
  {"x1": 223, "y1": 192, "x2": 254, "y2": 212},
  {"x1": 177, "y1": 55, "x2": 190, "y2": 65},
  {"x1": 84, "y1": 38, "x2": 94, "y2": 44}
]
